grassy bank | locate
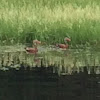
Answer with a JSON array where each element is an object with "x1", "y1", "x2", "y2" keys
[{"x1": 0, "y1": 0, "x2": 100, "y2": 45}]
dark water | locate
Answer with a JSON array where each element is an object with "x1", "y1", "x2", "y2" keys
[{"x1": 0, "y1": 67, "x2": 100, "y2": 100}]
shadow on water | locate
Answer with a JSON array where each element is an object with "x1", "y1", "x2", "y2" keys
[
  {"x1": 0, "y1": 45, "x2": 100, "y2": 100},
  {"x1": 0, "y1": 65, "x2": 100, "y2": 100}
]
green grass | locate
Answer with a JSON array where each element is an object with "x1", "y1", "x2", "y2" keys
[{"x1": 0, "y1": 0, "x2": 100, "y2": 45}]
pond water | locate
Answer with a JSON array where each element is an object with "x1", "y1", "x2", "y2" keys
[
  {"x1": 0, "y1": 45, "x2": 100, "y2": 74},
  {"x1": 0, "y1": 45, "x2": 100, "y2": 100}
]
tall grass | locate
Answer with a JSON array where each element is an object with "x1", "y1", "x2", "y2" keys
[{"x1": 0, "y1": 0, "x2": 100, "y2": 45}]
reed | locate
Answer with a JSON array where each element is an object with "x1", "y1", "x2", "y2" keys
[{"x1": 0, "y1": 0, "x2": 100, "y2": 45}]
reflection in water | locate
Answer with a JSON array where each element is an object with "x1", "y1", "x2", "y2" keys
[
  {"x1": 0, "y1": 46, "x2": 100, "y2": 100},
  {"x1": 0, "y1": 47, "x2": 100, "y2": 74}
]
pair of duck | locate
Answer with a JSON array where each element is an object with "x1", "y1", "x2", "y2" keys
[{"x1": 25, "y1": 37, "x2": 71, "y2": 54}]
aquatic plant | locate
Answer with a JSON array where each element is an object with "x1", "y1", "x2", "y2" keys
[{"x1": 0, "y1": 0, "x2": 100, "y2": 45}]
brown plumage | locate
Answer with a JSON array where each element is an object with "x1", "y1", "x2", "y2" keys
[
  {"x1": 56, "y1": 37, "x2": 71, "y2": 49},
  {"x1": 56, "y1": 44, "x2": 69, "y2": 49},
  {"x1": 25, "y1": 47, "x2": 38, "y2": 54}
]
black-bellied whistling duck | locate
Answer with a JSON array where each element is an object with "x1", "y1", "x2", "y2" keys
[
  {"x1": 56, "y1": 37, "x2": 71, "y2": 49},
  {"x1": 56, "y1": 44, "x2": 69, "y2": 49},
  {"x1": 25, "y1": 45, "x2": 38, "y2": 54},
  {"x1": 25, "y1": 39, "x2": 41, "y2": 54}
]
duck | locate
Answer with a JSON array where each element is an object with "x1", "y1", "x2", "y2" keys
[
  {"x1": 25, "y1": 45, "x2": 38, "y2": 54},
  {"x1": 25, "y1": 39, "x2": 41, "y2": 54},
  {"x1": 56, "y1": 37, "x2": 71, "y2": 49}
]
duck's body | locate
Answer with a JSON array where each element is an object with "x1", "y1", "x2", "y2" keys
[
  {"x1": 56, "y1": 44, "x2": 69, "y2": 49},
  {"x1": 56, "y1": 37, "x2": 71, "y2": 49},
  {"x1": 25, "y1": 39, "x2": 41, "y2": 55},
  {"x1": 25, "y1": 47, "x2": 38, "y2": 54}
]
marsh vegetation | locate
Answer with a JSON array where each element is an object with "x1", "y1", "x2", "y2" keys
[{"x1": 0, "y1": 0, "x2": 100, "y2": 45}]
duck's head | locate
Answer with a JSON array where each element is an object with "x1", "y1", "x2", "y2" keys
[
  {"x1": 33, "y1": 39, "x2": 41, "y2": 45},
  {"x1": 64, "y1": 37, "x2": 71, "y2": 42}
]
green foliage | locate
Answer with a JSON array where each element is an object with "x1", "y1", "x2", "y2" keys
[{"x1": 0, "y1": 0, "x2": 100, "y2": 45}]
